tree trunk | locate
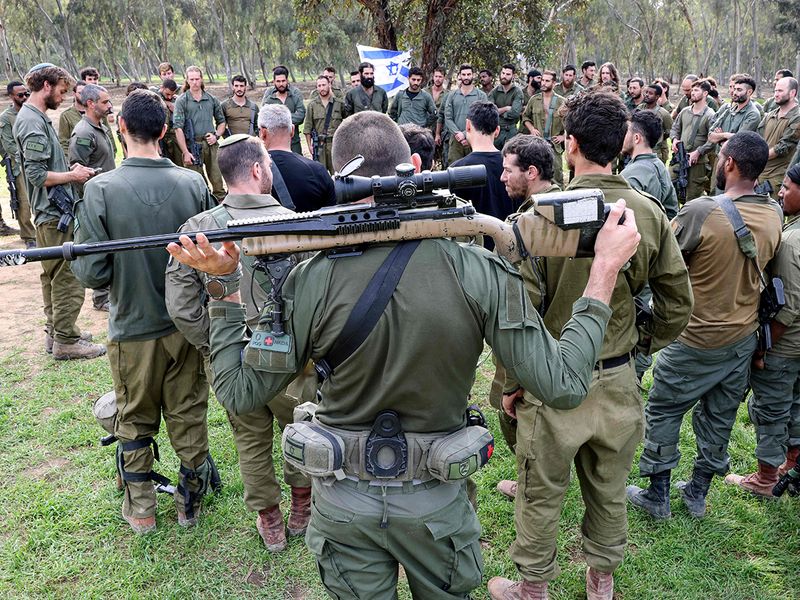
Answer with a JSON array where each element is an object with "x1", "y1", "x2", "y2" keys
[
  {"x1": 158, "y1": 0, "x2": 169, "y2": 60},
  {"x1": 420, "y1": 0, "x2": 458, "y2": 74},
  {"x1": 358, "y1": 0, "x2": 398, "y2": 49},
  {"x1": 209, "y1": 0, "x2": 232, "y2": 88}
]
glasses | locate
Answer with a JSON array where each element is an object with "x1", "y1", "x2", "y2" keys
[{"x1": 15, "y1": 92, "x2": 30, "y2": 98}]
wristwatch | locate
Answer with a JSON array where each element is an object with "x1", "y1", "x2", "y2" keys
[{"x1": 204, "y1": 266, "x2": 242, "y2": 301}]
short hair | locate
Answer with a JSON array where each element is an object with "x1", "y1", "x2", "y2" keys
[
  {"x1": 125, "y1": 82, "x2": 147, "y2": 95},
  {"x1": 25, "y1": 65, "x2": 74, "y2": 92},
  {"x1": 783, "y1": 77, "x2": 800, "y2": 93},
  {"x1": 479, "y1": 68, "x2": 492, "y2": 77},
  {"x1": 74, "y1": 81, "x2": 87, "y2": 94},
  {"x1": 316, "y1": 75, "x2": 330, "y2": 83},
  {"x1": 332, "y1": 112, "x2": 411, "y2": 178},
  {"x1": 218, "y1": 136, "x2": 267, "y2": 186},
  {"x1": 691, "y1": 79, "x2": 712, "y2": 93},
  {"x1": 561, "y1": 88, "x2": 628, "y2": 167},
  {"x1": 467, "y1": 101, "x2": 499, "y2": 135},
  {"x1": 6, "y1": 80, "x2": 24, "y2": 95},
  {"x1": 81, "y1": 83, "x2": 107, "y2": 104},
  {"x1": 705, "y1": 76, "x2": 718, "y2": 88},
  {"x1": 79, "y1": 66, "x2": 99, "y2": 80},
  {"x1": 272, "y1": 65, "x2": 289, "y2": 78},
  {"x1": 459, "y1": 64, "x2": 474, "y2": 74},
  {"x1": 629, "y1": 77, "x2": 645, "y2": 87},
  {"x1": 542, "y1": 69, "x2": 557, "y2": 80},
  {"x1": 408, "y1": 66, "x2": 424, "y2": 79},
  {"x1": 258, "y1": 103, "x2": 292, "y2": 134},
  {"x1": 647, "y1": 82, "x2": 663, "y2": 96},
  {"x1": 683, "y1": 73, "x2": 699, "y2": 82},
  {"x1": 628, "y1": 109, "x2": 662, "y2": 150},
  {"x1": 231, "y1": 74, "x2": 247, "y2": 85},
  {"x1": 120, "y1": 89, "x2": 166, "y2": 143},
  {"x1": 158, "y1": 62, "x2": 174, "y2": 74},
  {"x1": 723, "y1": 131, "x2": 769, "y2": 181},
  {"x1": 350, "y1": 70, "x2": 360, "y2": 77},
  {"x1": 160, "y1": 78, "x2": 178, "y2": 92},
  {"x1": 733, "y1": 75, "x2": 756, "y2": 91},
  {"x1": 358, "y1": 62, "x2": 375, "y2": 75},
  {"x1": 581, "y1": 61, "x2": 596, "y2": 71},
  {"x1": 502, "y1": 64, "x2": 516, "y2": 73},
  {"x1": 324, "y1": 66, "x2": 336, "y2": 74},
  {"x1": 562, "y1": 64, "x2": 577, "y2": 74},
  {"x1": 433, "y1": 68, "x2": 445, "y2": 76},
  {"x1": 502, "y1": 135, "x2": 554, "y2": 182},
  {"x1": 777, "y1": 69, "x2": 794, "y2": 79},
  {"x1": 399, "y1": 124, "x2": 434, "y2": 170}
]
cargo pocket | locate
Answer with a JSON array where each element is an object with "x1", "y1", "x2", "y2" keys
[
  {"x1": 424, "y1": 503, "x2": 484, "y2": 594},
  {"x1": 306, "y1": 534, "x2": 360, "y2": 600}
]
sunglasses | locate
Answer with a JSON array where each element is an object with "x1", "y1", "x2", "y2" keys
[{"x1": 15, "y1": 92, "x2": 30, "y2": 98}]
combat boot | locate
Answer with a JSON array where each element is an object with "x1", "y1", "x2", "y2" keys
[
  {"x1": 0, "y1": 221, "x2": 20, "y2": 236},
  {"x1": 779, "y1": 446, "x2": 800, "y2": 476},
  {"x1": 53, "y1": 338, "x2": 106, "y2": 360},
  {"x1": 586, "y1": 567, "x2": 614, "y2": 600},
  {"x1": 122, "y1": 508, "x2": 156, "y2": 535},
  {"x1": 496, "y1": 479, "x2": 517, "y2": 500},
  {"x1": 257, "y1": 505, "x2": 287, "y2": 552},
  {"x1": 287, "y1": 486, "x2": 311, "y2": 536},
  {"x1": 487, "y1": 577, "x2": 548, "y2": 600},
  {"x1": 45, "y1": 330, "x2": 93, "y2": 354},
  {"x1": 626, "y1": 471, "x2": 671, "y2": 519},
  {"x1": 724, "y1": 462, "x2": 779, "y2": 498},
  {"x1": 675, "y1": 469, "x2": 713, "y2": 518}
]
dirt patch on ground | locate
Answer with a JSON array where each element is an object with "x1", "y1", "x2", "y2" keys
[{"x1": 23, "y1": 456, "x2": 72, "y2": 481}]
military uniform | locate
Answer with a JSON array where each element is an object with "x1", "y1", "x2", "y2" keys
[
  {"x1": 620, "y1": 153, "x2": 678, "y2": 219},
  {"x1": 521, "y1": 93, "x2": 565, "y2": 185},
  {"x1": 505, "y1": 174, "x2": 692, "y2": 583},
  {"x1": 262, "y1": 86, "x2": 306, "y2": 154},
  {"x1": 343, "y1": 85, "x2": 389, "y2": 117},
  {"x1": 58, "y1": 106, "x2": 84, "y2": 157},
  {"x1": 310, "y1": 82, "x2": 344, "y2": 102},
  {"x1": 758, "y1": 105, "x2": 800, "y2": 192},
  {"x1": 488, "y1": 84, "x2": 524, "y2": 150},
  {"x1": 173, "y1": 90, "x2": 227, "y2": 201},
  {"x1": 670, "y1": 104, "x2": 715, "y2": 202},
  {"x1": 13, "y1": 103, "x2": 86, "y2": 345},
  {"x1": 165, "y1": 192, "x2": 312, "y2": 515},
  {"x1": 0, "y1": 104, "x2": 35, "y2": 242},
  {"x1": 221, "y1": 97, "x2": 259, "y2": 136},
  {"x1": 389, "y1": 88, "x2": 437, "y2": 128},
  {"x1": 158, "y1": 91, "x2": 182, "y2": 166},
  {"x1": 674, "y1": 95, "x2": 719, "y2": 115},
  {"x1": 763, "y1": 97, "x2": 776, "y2": 114},
  {"x1": 444, "y1": 87, "x2": 488, "y2": 163},
  {"x1": 637, "y1": 103, "x2": 674, "y2": 164},
  {"x1": 208, "y1": 236, "x2": 614, "y2": 599},
  {"x1": 429, "y1": 87, "x2": 449, "y2": 167},
  {"x1": 748, "y1": 214, "x2": 800, "y2": 466},
  {"x1": 553, "y1": 82, "x2": 582, "y2": 99},
  {"x1": 700, "y1": 100, "x2": 762, "y2": 192},
  {"x1": 72, "y1": 156, "x2": 216, "y2": 522},
  {"x1": 302, "y1": 95, "x2": 344, "y2": 174},
  {"x1": 639, "y1": 194, "x2": 782, "y2": 481}
]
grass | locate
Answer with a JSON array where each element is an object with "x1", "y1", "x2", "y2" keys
[{"x1": 1, "y1": 338, "x2": 799, "y2": 600}]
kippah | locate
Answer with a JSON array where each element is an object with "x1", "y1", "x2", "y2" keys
[
  {"x1": 219, "y1": 133, "x2": 251, "y2": 148},
  {"x1": 27, "y1": 63, "x2": 56, "y2": 75}
]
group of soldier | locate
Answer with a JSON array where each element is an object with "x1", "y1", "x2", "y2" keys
[{"x1": 0, "y1": 55, "x2": 799, "y2": 600}]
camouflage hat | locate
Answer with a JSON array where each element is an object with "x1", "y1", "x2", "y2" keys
[
  {"x1": 92, "y1": 390, "x2": 117, "y2": 435},
  {"x1": 219, "y1": 133, "x2": 251, "y2": 148}
]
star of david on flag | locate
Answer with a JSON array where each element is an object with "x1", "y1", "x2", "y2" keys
[{"x1": 356, "y1": 44, "x2": 412, "y2": 98}]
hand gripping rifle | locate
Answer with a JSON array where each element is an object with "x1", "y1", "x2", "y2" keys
[
  {"x1": 183, "y1": 116, "x2": 203, "y2": 166},
  {"x1": 2, "y1": 154, "x2": 19, "y2": 219},
  {"x1": 670, "y1": 140, "x2": 689, "y2": 204}
]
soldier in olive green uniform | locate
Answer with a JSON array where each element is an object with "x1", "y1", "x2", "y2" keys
[
  {"x1": 0, "y1": 81, "x2": 35, "y2": 245},
  {"x1": 389, "y1": 66, "x2": 437, "y2": 129},
  {"x1": 670, "y1": 79, "x2": 715, "y2": 202},
  {"x1": 174, "y1": 66, "x2": 227, "y2": 201},
  {"x1": 757, "y1": 77, "x2": 800, "y2": 192},
  {"x1": 629, "y1": 132, "x2": 782, "y2": 521},
  {"x1": 157, "y1": 78, "x2": 182, "y2": 166},
  {"x1": 303, "y1": 75, "x2": 344, "y2": 174},
  {"x1": 638, "y1": 82, "x2": 674, "y2": 164},
  {"x1": 521, "y1": 71, "x2": 565, "y2": 185},
  {"x1": 488, "y1": 64, "x2": 524, "y2": 150},
  {"x1": 72, "y1": 89, "x2": 218, "y2": 533},
  {"x1": 165, "y1": 135, "x2": 313, "y2": 549},
  {"x1": 167, "y1": 111, "x2": 640, "y2": 600},
  {"x1": 444, "y1": 65, "x2": 488, "y2": 163},
  {"x1": 13, "y1": 64, "x2": 105, "y2": 360},
  {"x1": 553, "y1": 64, "x2": 583, "y2": 98},
  {"x1": 221, "y1": 75, "x2": 259, "y2": 136},
  {"x1": 309, "y1": 67, "x2": 345, "y2": 102},
  {"x1": 427, "y1": 68, "x2": 449, "y2": 167},
  {"x1": 262, "y1": 66, "x2": 306, "y2": 154},
  {"x1": 58, "y1": 82, "x2": 86, "y2": 157},
  {"x1": 343, "y1": 62, "x2": 389, "y2": 117}
]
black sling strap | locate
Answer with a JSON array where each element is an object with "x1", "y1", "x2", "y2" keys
[
  {"x1": 315, "y1": 240, "x2": 422, "y2": 381},
  {"x1": 269, "y1": 161, "x2": 295, "y2": 210},
  {"x1": 322, "y1": 99, "x2": 335, "y2": 137}
]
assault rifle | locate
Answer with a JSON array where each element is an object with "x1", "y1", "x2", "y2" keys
[
  {"x1": 2, "y1": 154, "x2": 19, "y2": 219},
  {"x1": 47, "y1": 185, "x2": 75, "y2": 233},
  {"x1": 183, "y1": 117, "x2": 203, "y2": 166},
  {"x1": 311, "y1": 129, "x2": 320, "y2": 162},
  {"x1": 772, "y1": 465, "x2": 800, "y2": 498},
  {"x1": 670, "y1": 141, "x2": 689, "y2": 204}
]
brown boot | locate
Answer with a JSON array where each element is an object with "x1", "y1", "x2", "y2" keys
[
  {"x1": 122, "y1": 507, "x2": 156, "y2": 535},
  {"x1": 496, "y1": 479, "x2": 518, "y2": 500},
  {"x1": 257, "y1": 505, "x2": 287, "y2": 552},
  {"x1": 487, "y1": 577, "x2": 548, "y2": 600},
  {"x1": 45, "y1": 330, "x2": 93, "y2": 354},
  {"x1": 779, "y1": 447, "x2": 800, "y2": 476},
  {"x1": 586, "y1": 567, "x2": 614, "y2": 600},
  {"x1": 52, "y1": 338, "x2": 106, "y2": 360},
  {"x1": 724, "y1": 462, "x2": 779, "y2": 498},
  {"x1": 287, "y1": 486, "x2": 311, "y2": 536}
]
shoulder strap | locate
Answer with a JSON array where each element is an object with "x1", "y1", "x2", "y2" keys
[
  {"x1": 712, "y1": 193, "x2": 768, "y2": 288},
  {"x1": 544, "y1": 95, "x2": 558, "y2": 139},
  {"x1": 323, "y1": 99, "x2": 335, "y2": 136},
  {"x1": 249, "y1": 103, "x2": 257, "y2": 136},
  {"x1": 269, "y1": 161, "x2": 295, "y2": 210},
  {"x1": 315, "y1": 240, "x2": 422, "y2": 381}
]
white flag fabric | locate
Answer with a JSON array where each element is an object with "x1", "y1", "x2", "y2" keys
[{"x1": 356, "y1": 44, "x2": 412, "y2": 98}]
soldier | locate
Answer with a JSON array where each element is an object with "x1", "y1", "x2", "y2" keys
[
  {"x1": 628, "y1": 131, "x2": 782, "y2": 520},
  {"x1": 262, "y1": 66, "x2": 306, "y2": 154},
  {"x1": 58, "y1": 80, "x2": 87, "y2": 156},
  {"x1": 173, "y1": 65, "x2": 227, "y2": 201},
  {"x1": 343, "y1": 61, "x2": 388, "y2": 117},
  {"x1": 671, "y1": 73, "x2": 699, "y2": 119},
  {"x1": 521, "y1": 70, "x2": 565, "y2": 185},
  {"x1": 578, "y1": 60, "x2": 596, "y2": 89},
  {"x1": 116, "y1": 82, "x2": 148, "y2": 158},
  {"x1": 598, "y1": 62, "x2": 620, "y2": 92},
  {"x1": 158, "y1": 62, "x2": 175, "y2": 81},
  {"x1": 726, "y1": 73, "x2": 763, "y2": 116},
  {"x1": 638, "y1": 83, "x2": 673, "y2": 164},
  {"x1": 763, "y1": 69, "x2": 793, "y2": 113},
  {"x1": 554, "y1": 64, "x2": 582, "y2": 98},
  {"x1": 157, "y1": 78, "x2": 182, "y2": 165},
  {"x1": 221, "y1": 75, "x2": 259, "y2": 137},
  {"x1": 165, "y1": 134, "x2": 313, "y2": 549},
  {"x1": 388, "y1": 66, "x2": 437, "y2": 128},
  {"x1": 12, "y1": 63, "x2": 105, "y2": 359},
  {"x1": 479, "y1": 68, "x2": 495, "y2": 95},
  {"x1": 428, "y1": 67, "x2": 448, "y2": 166},
  {"x1": 653, "y1": 78, "x2": 674, "y2": 113},
  {"x1": 72, "y1": 89, "x2": 218, "y2": 534},
  {"x1": 166, "y1": 108, "x2": 641, "y2": 600},
  {"x1": 0, "y1": 81, "x2": 35, "y2": 245},
  {"x1": 488, "y1": 64, "x2": 524, "y2": 150},
  {"x1": 303, "y1": 75, "x2": 344, "y2": 174},
  {"x1": 670, "y1": 78, "x2": 715, "y2": 202},
  {"x1": 349, "y1": 70, "x2": 360, "y2": 88},
  {"x1": 521, "y1": 68, "x2": 542, "y2": 109},
  {"x1": 444, "y1": 64, "x2": 488, "y2": 164},
  {"x1": 489, "y1": 88, "x2": 691, "y2": 600},
  {"x1": 310, "y1": 66, "x2": 345, "y2": 102},
  {"x1": 626, "y1": 77, "x2": 644, "y2": 110},
  {"x1": 79, "y1": 66, "x2": 99, "y2": 84},
  {"x1": 757, "y1": 77, "x2": 800, "y2": 193}
]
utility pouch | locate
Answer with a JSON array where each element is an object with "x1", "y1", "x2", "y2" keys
[
  {"x1": 282, "y1": 421, "x2": 345, "y2": 480},
  {"x1": 293, "y1": 401, "x2": 318, "y2": 423},
  {"x1": 427, "y1": 426, "x2": 494, "y2": 482}
]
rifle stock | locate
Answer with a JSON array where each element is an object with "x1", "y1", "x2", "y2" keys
[{"x1": 2, "y1": 154, "x2": 19, "y2": 219}]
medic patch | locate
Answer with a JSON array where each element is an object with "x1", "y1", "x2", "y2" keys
[{"x1": 249, "y1": 331, "x2": 292, "y2": 353}]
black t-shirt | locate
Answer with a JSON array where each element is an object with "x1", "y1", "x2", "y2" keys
[
  {"x1": 268, "y1": 150, "x2": 336, "y2": 212},
  {"x1": 451, "y1": 151, "x2": 515, "y2": 249}
]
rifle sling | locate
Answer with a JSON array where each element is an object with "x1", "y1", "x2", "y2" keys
[
  {"x1": 322, "y1": 99, "x2": 335, "y2": 137},
  {"x1": 269, "y1": 161, "x2": 295, "y2": 210},
  {"x1": 712, "y1": 193, "x2": 768, "y2": 289}
]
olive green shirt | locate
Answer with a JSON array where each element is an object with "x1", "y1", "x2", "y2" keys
[
  {"x1": 389, "y1": 89, "x2": 437, "y2": 127},
  {"x1": 697, "y1": 100, "x2": 761, "y2": 155},
  {"x1": 262, "y1": 86, "x2": 307, "y2": 148},
  {"x1": 521, "y1": 93, "x2": 565, "y2": 149},
  {"x1": 58, "y1": 106, "x2": 83, "y2": 156},
  {"x1": 173, "y1": 90, "x2": 226, "y2": 137},
  {"x1": 0, "y1": 104, "x2": 21, "y2": 176},
  {"x1": 553, "y1": 82, "x2": 582, "y2": 98},
  {"x1": 68, "y1": 117, "x2": 117, "y2": 197},
  {"x1": 620, "y1": 153, "x2": 679, "y2": 219},
  {"x1": 302, "y1": 96, "x2": 344, "y2": 140},
  {"x1": 670, "y1": 104, "x2": 715, "y2": 154},
  {"x1": 13, "y1": 102, "x2": 75, "y2": 225},
  {"x1": 343, "y1": 85, "x2": 389, "y2": 117},
  {"x1": 488, "y1": 84, "x2": 524, "y2": 131},
  {"x1": 771, "y1": 215, "x2": 800, "y2": 357},
  {"x1": 758, "y1": 104, "x2": 800, "y2": 186},
  {"x1": 675, "y1": 95, "x2": 719, "y2": 115},
  {"x1": 444, "y1": 87, "x2": 488, "y2": 136},
  {"x1": 637, "y1": 103, "x2": 673, "y2": 158},
  {"x1": 72, "y1": 157, "x2": 215, "y2": 342},
  {"x1": 220, "y1": 97, "x2": 259, "y2": 136},
  {"x1": 209, "y1": 239, "x2": 613, "y2": 431}
]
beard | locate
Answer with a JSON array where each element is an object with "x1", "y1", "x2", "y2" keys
[
  {"x1": 44, "y1": 90, "x2": 60, "y2": 110},
  {"x1": 361, "y1": 77, "x2": 375, "y2": 88},
  {"x1": 715, "y1": 165, "x2": 727, "y2": 191}
]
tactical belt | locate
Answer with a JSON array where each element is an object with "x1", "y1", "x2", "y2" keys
[{"x1": 594, "y1": 351, "x2": 634, "y2": 370}]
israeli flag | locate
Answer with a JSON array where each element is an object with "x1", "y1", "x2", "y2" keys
[{"x1": 356, "y1": 45, "x2": 412, "y2": 98}]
